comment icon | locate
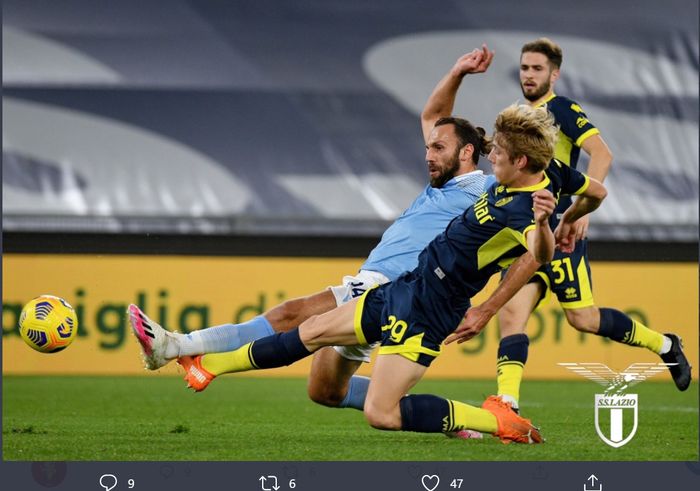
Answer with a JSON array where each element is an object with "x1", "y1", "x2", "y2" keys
[{"x1": 99, "y1": 474, "x2": 118, "y2": 491}]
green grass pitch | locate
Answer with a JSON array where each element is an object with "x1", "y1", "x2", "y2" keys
[{"x1": 3, "y1": 375, "x2": 697, "y2": 461}]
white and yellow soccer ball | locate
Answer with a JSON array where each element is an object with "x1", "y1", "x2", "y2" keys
[{"x1": 19, "y1": 295, "x2": 78, "y2": 353}]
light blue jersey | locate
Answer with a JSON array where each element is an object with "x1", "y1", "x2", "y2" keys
[{"x1": 361, "y1": 171, "x2": 495, "y2": 280}]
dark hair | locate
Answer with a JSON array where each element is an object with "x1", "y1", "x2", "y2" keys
[
  {"x1": 434, "y1": 117, "x2": 492, "y2": 165},
  {"x1": 521, "y1": 37, "x2": 563, "y2": 69}
]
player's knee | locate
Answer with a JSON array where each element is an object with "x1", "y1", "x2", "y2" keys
[
  {"x1": 565, "y1": 309, "x2": 598, "y2": 333},
  {"x1": 363, "y1": 402, "x2": 401, "y2": 430},
  {"x1": 266, "y1": 297, "x2": 307, "y2": 328},
  {"x1": 307, "y1": 381, "x2": 345, "y2": 408}
]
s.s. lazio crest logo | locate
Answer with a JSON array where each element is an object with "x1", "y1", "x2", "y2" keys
[{"x1": 559, "y1": 362, "x2": 676, "y2": 448}]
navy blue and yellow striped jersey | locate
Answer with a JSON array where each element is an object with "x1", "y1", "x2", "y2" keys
[
  {"x1": 415, "y1": 160, "x2": 590, "y2": 306},
  {"x1": 538, "y1": 93, "x2": 599, "y2": 169},
  {"x1": 537, "y1": 93, "x2": 599, "y2": 216}
]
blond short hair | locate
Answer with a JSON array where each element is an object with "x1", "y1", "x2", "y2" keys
[{"x1": 493, "y1": 104, "x2": 558, "y2": 173}]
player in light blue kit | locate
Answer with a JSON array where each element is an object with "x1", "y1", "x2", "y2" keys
[
  {"x1": 132, "y1": 103, "x2": 606, "y2": 444},
  {"x1": 130, "y1": 47, "x2": 496, "y2": 415}
]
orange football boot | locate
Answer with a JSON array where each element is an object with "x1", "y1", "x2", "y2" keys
[
  {"x1": 482, "y1": 395, "x2": 543, "y2": 444},
  {"x1": 177, "y1": 355, "x2": 216, "y2": 392}
]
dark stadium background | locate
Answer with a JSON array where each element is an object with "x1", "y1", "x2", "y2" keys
[{"x1": 1, "y1": 1, "x2": 698, "y2": 489}]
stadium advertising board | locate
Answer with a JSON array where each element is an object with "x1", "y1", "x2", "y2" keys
[{"x1": 3, "y1": 254, "x2": 697, "y2": 380}]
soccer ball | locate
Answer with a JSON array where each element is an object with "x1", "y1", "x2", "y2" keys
[{"x1": 19, "y1": 295, "x2": 78, "y2": 353}]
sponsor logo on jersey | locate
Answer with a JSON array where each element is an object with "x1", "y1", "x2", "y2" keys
[{"x1": 494, "y1": 197, "x2": 513, "y2": 207}]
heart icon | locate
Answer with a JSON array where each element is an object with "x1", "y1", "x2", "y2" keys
[{"x1": 421, "y1": 474, "x2": 440, "y2": 491}]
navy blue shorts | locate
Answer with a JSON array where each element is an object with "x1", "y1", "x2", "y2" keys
[
  {"x1": 502, "y1": 239, "x2": 594, "y2": 309},
  {"x1": 355, "y1": 272, "x2": 467, "y2": 367}
]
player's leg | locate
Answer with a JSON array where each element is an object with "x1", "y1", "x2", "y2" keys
[
  {"x1": 175, "y1": 289, "x2": 338, "y2": 354},
  {"x1": 178, "y1": 295, "x2": 371, "y2": 391},
  {"x1": 495, "y1": 281, "x2": 543, "y2": 410},
  {"x1": 365, "y1": 354, "x2": 541, "y2": 443},
  {"x1": 129, "y1": 289, "x2": 337, "y2": 369},
  {"x1": 557, "y1": 244, "x2": 691, "y2": 391},
  {"x1": 307, "y1": 347, "x2": 367, "y2": 409},
  {"x1": 305, "y1": 271, "x2": 388, "y2": 409},
  {"x1": 363, "y1": 354, "x2": 426, "y2": 430},
  {"x1": 365, "y1": 358, "x2": 495, "y2": 437},
  {"x1": 564, "y1": 303, "x2": 662, "y2": 345},
  {"x1": 356, "y1": 280, "x2": 542, "y2": 444},
  {"x1": 563, "y1": 305, "x2": 691, "y2": 390}
]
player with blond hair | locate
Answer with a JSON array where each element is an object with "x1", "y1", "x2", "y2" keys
[{"x1": 131, "y1": 103, "x2": 608, "y2": 443}]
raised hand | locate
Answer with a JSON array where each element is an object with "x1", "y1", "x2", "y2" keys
[{"x1": 451, "y1": 44, "x2": 495, "y2": 77}]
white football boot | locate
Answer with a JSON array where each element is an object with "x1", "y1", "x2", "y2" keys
[{"x1": 127, "y1": 304, "x2": 177, "y2": 370}]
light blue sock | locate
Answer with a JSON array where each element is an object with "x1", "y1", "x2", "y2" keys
[
  {"x1": 338, "y1": 375, "x2": 370, "y2": 410},
  {"x1": 177, "y1": 316, "x2": 275, "y2": 356}
]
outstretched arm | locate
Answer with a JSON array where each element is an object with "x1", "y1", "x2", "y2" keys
[
  {"x1": 420, "y1": 45, "x2": 494, "y2": 142},
  {"x1": 444, "y1": 251, "x2": 540, "y2": 345}
]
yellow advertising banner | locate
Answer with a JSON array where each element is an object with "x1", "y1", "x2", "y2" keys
[{"x1": 3, "y1": 254, "x2": 697, "y2": 382}]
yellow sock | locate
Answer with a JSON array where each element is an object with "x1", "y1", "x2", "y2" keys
[
  {"x1": 626, "y1": 320, "x2": 665, "y2": 354},
  {"x1": 497, "y1": 361, "x2": 524, "y2": 405},
  {"x1": 200, "y1": 343, "x2": 256, "y2": 376},
  {"x1": 446, "y1": 399, "x2": 498, "y2": 433}
]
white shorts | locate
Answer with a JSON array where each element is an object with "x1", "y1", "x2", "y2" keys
[{"x1": 328, "y1": 270, "x2": 389, "y2": 363}]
